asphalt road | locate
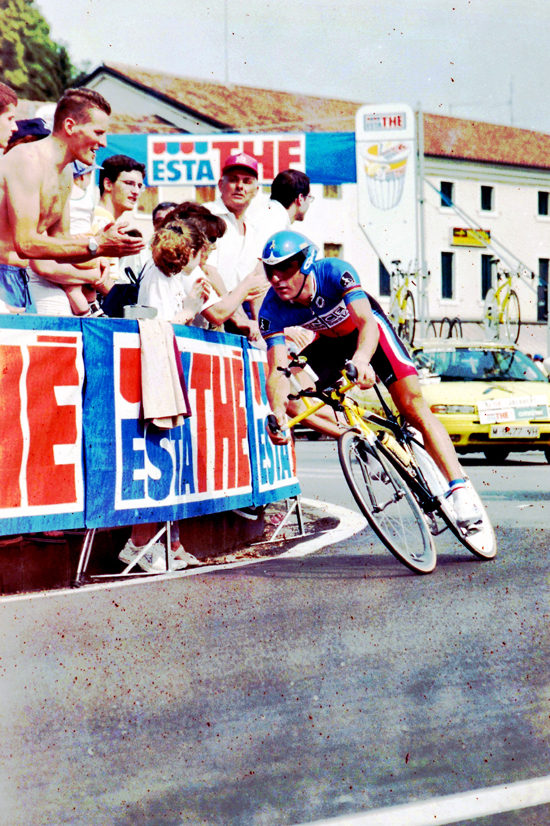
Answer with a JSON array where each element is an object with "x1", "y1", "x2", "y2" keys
[{"x1": 1, "y1": 446, "x2": 550, "y2": 825}]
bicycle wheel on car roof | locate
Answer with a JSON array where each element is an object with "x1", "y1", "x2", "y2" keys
[
  {"x1": 409, "y1": 440, "x2": 497, "y2": 560},
  {"x1": 398, "y1": 291, "x2": 416, "y2": 346},
  {"x1": 503, "y1": 289, "x2": 520, "y2": 344},
  {"x1": 338, "y1": 430, "x2": 436, "y2": 574},
  {"x1": 483, "y1": 288, "x2": 499, "y2": 340}
]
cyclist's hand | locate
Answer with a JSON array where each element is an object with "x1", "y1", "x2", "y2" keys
[
  {"x1": 266, "y1": 413, "x2": 290, "y2": 445},
  {"x1": 350, "y1": 356, "x2": 376, "y2": 389}
]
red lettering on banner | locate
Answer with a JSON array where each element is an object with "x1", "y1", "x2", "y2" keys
[
  {"x1": 26, "y1": 346, "x2": 79, "y2": 506},
  {"x1": 37, "y1": 335, "x2": 78, "y2": 344},
  {"x1": 251, "y1": 361, "x2": 264, "y2": 405},
  {"x1": 242, "y1": 141, "x2": 274, "y2": 180},
  {"x1": 189, "y1": 352, "x2": 211, "y2": 493},
  {"x1": 212, "y1": 141, "x2": 241, "y2": 173},
  {"x1": 212, "y1": 356, "x2": 237, "y2": 489},
  {"x1": 120, "y1": 348, "x2": 141, "y2": 404},
  {"x1": 278, "y1": 140, "x2": 302, "y2": 172},
  {"x1": 0, "y1": 346, "x2": 24, "y2": 508},
  {"x1": 231, "y1": 355, "x2": 251, "y2": 488}
]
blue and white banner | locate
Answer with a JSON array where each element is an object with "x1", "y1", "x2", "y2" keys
[{"x1": 0, "y1": 317, "x2": 299, "y2": 534}]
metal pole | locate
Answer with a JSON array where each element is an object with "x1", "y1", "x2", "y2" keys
[
  {"x1": 416, "y1": 103, "x2": 429, "y2": 339},
  {"x1": 224, "y1": 0, "x2": 229, "y2": 85}
]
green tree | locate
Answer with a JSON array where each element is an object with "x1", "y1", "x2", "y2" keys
[{"x1": 0, "y1": 0, "x2": 77, "y2": 100}]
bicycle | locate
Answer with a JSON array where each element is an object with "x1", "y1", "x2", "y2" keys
[
  {"x1": 483, "y1": 262, "x2": 521, "y2": 343},
  {"x1": 388, "y1": 260, "x2": 416, "y2": 346},
  {"x1": 267, "y1": 358, "x2": 496, "y2": 575}
]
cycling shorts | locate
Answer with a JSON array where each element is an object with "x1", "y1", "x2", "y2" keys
[{"x1": 300, "y1": 316, "x2": 417, "y2": 389}]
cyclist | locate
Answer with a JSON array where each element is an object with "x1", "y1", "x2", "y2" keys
[{"x1": 259, "y1": 230, "x2": 482, "y2": 533}]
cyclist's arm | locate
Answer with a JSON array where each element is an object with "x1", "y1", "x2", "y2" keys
[
  {"x1": 348, "y1": 297, "x2": 379, "y2": 389},
  {"x1": 266, "y1": 343, "x2": 292, "y2": 444}
]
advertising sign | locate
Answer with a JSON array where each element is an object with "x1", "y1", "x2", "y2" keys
[
  {"x1": 83, "y1": 322, "x2": 299, "y2": 528},
  {"x1": 0, "y1": 321, "x2": 85, "y2": 534},
  {"x1": 452, "y1": 228, "x2": 491, "y2": 247},
  {"x1": 478, "y1": 395, "x2": 549, "y2": 424},
  {"x1": 355, "y1": 104, "x2": 418, "y2": 273},
  {"x1": 147, "y1": 133, "x2": 306, "y2": 186}
]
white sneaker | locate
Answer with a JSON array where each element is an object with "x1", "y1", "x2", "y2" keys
[
  {"x1": 451, "y1": 487, "x2": 483, "y2": 534},
  {"x1": 118, "y1": 539, "x2": 187, "y2": 572},
  {"x1": 173, "y1": 548, "x2": 203, "y2": 567}
]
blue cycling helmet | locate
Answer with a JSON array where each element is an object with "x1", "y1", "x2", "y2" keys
[{"x1": 261, "y1": 230, "x2": 318, "y2": 274}]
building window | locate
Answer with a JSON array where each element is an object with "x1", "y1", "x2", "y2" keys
[
  {"x1": 538, "y1": 259, "x2": 549, "y2": 322},
  {"x1": 441, "y1": 252, "x2": 454, "y2": 299},
  {"x1": 440, "y1": 181, "x2": 453, "y2": 207},
  {"x1": 323, "y1": 185, "x2": 342, "y2": 199},
  {"x1": 379, "y1": 259, "x2": 391, "y2": 296},
  {"x1": 481, "y1": 186, "x2": 493, "y2": 211},
  {"x1": 539, "y1": 192, "x2": 549, "y2": 216},
  {"x1": 324, "y1": 243, "x2": 343, "y2": 258},
  {"x1": 136, "y1": 186, "x2": 158, "y2": 215},
  {"x1": 195, "y1": 186, "x2": 216, "y2": 204},
  {"x1": 481, "y1": 254, "x2": 493, "y2": 299}
]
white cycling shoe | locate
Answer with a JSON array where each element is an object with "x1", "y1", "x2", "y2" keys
[{"x1": 450, "y1": 486, "x2": 483, "y2": 534}]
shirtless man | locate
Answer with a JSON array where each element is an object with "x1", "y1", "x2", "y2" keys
[{"x1": 0, "y1": 87, "x2": 144, "y2": 312}]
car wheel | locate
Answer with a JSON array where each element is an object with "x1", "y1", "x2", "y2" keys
[{"x1": 484, "y1": 448, "x2": 510, "y2": 464}]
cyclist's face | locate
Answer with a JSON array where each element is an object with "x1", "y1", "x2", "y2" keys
[{"x1": 266, "y1": 259, "x2": 304, "y2": 300}]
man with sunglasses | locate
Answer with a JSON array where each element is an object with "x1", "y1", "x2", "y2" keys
[{"x1": 258, "y1": 230, "x2": 483, "y2": 532}]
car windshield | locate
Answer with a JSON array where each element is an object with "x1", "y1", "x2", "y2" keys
[{"x1": 414, "y1": 347, "x2": 547, "y2": 382}]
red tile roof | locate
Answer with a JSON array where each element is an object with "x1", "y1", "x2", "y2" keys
[
  {"x1": 424, "y1": 112, "x2": 550, "y2": 170},
  {"x1": 101, "y1": 62, "x2": 361, "y2": 133}
]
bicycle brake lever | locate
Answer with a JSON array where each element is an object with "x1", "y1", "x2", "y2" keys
[
  {"x1": 277, "y1": 366, "x2": 292, "y2": 377},
  {"x1": 343, "y1": 360, "x2": 358, "y2": 382},
  {"x1": 266, "y1": 414, "x2": 282, "y2": 435}
]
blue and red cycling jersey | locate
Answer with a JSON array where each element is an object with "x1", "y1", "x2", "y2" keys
[
  {"x1": 259, "y1": 258, "x2": 365, "y2": 346},
  {"x1": 258, "y1": 256, "x2": 417, "y2": 387}
]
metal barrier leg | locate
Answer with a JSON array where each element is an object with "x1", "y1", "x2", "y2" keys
[
  {"x1": 270, "y1": 495, "x2": 307, "y2": 541},
  {"x1": 71, "y1": 528, "x2": 96, "y2": 588}
]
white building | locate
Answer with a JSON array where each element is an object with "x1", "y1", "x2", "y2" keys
[{"x1": 78, "y1": 63, "x2": 550, "y2": 351}]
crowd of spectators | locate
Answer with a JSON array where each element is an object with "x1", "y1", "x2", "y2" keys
[{"x1": 0, "y1": 79, "x2": 317, "y2": 570}]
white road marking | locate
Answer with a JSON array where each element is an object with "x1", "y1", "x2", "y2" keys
[
  {"x1": 289, "y1": 773, "x2": 550, "y2": 826},
  {"x1": 0, "y1": 499, "x2": 366, "y2": 603}
]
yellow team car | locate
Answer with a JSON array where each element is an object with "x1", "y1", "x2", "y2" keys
[
  {"x1": 355, "y1": 340, "x2": 550, "y2": 463},
  {"x1": 413, "y1": 340, "x2": 550, "y2": 462}
]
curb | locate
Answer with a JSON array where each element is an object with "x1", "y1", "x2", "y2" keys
[{"x1": 0, "y1": 500, "x2": 367, "y2": 603}]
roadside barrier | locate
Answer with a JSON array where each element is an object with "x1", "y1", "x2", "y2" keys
[{"x1": 0, "y1": 316, "x2": 299, "y2": 538}]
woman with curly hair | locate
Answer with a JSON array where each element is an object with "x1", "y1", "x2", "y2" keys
[{"x1": 139, "y1": 215, "x2": 267, "y2": 331}]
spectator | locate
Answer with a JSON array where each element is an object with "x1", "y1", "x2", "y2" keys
[
  {"x1": 0, "y1": 82, "x2": 17, "y2": 155},
  {"x1": 207, "y1": 153, "x2": 268, "y2": 327},
  {"x1": 92, "y1": 154, "x2": 149, "y2": 282},
  {"x1": 156, "y1": 201, "x2": 263, "y2": 337},
  {"x1": 152, "y1": 201, "x2": 177, "y2": 231},
  {"x1": 5, "y1": 117, "x2": 49, "y2": 153},
  {"x1": 139, "y1": 216, "x2": 267, "y2": 331},
  {"x1": 0, "y1": 87, "x2": 144, "y2": 315},
  {"x1": 257, "y1": 169, "x2": 313, "y2": 241}
]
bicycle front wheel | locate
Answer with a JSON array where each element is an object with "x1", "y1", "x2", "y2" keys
[
  {"x1": 483, "y1": 288, "x2": 499, "y2": 339},
  {"x1": 503, "y1": 289, "x2": 520, "y2": 344},
  {"x1": 338, "y1": 431, "x2": 436, "y2": 574},
  {"x1": 398, "y1": 291, "x2": 416, "y2": 345},
  {"x1": 410, "y1": 441, "x2": 497, "y2": 560}
]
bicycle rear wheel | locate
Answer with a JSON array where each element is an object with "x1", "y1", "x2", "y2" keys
[
  {"x1": 483, "y1": 288, "x2": 499, "y2": 339},
  {"x1": 398, "y1": 291, "x2": 416, "y2": 345},
  {"x1": 410, "y1": 441, "x2": 497, "y2": 560},
  {"x1": 338, "y1": 430, "x2": 436, "y2": 574},
  {"x1": 503, "y1": 289, "x2": 520, "y2": 344}
]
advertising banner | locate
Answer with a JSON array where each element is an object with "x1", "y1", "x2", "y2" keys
[
  {"x1": 147, "y1": 133, "x2": 306, "y2": 186},
  {"x1": 83, "y1": 321, "x2": 299, "y2": 528},
  {"x1": 355, "y1": 104, "x2": 418, "y2": 273},
  {"x1": 0, "y1": 317, "x2": 85, "y2": 535}
]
